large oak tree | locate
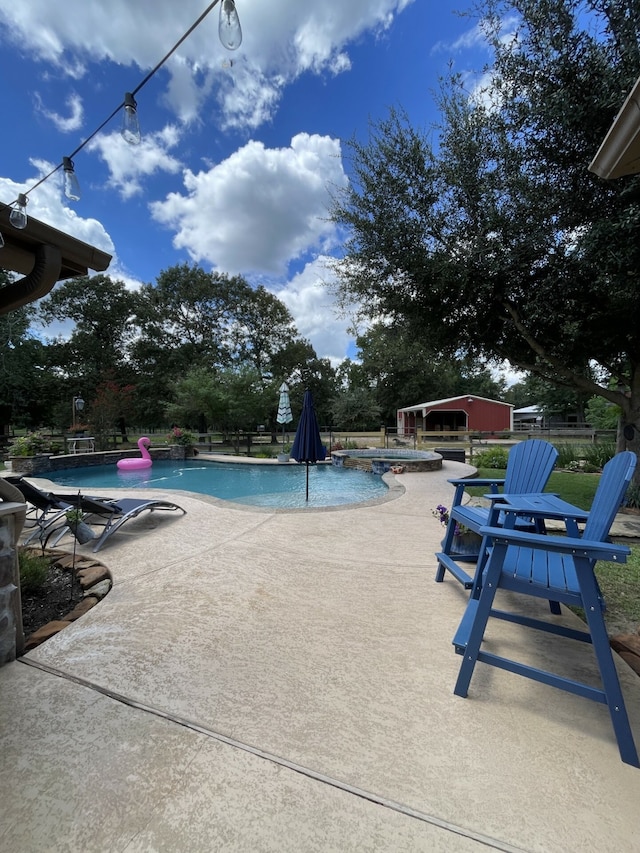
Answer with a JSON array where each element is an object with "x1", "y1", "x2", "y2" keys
[{"x1": 331, "y1": 0, "x2": 640, "y2": 478}]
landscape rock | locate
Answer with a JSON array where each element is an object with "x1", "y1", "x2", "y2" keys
[
  {"x1": 25, "y1": 621, "x2": 72, "y2": 650},
  {"x1": 76, "y1": 565, "x2": 110, "y2": 588},
  {"x1": 84, "y1": 579, "x2": 111, "y2": 599}
]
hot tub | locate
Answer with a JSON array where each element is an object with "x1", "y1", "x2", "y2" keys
[{"x1": 331, "y1": 448, "x2": 442, "y2": 474}]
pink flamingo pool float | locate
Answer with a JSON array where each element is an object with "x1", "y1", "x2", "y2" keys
[{"x1": 117, "y1": 436, "x2": 153, "y2": 470}]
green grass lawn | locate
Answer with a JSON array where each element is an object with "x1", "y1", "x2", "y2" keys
[
  {"x1": 468, "y1": 467, "x2": 599, "y2": 509},
  {"x1": 467, "y1": 467, "x2": 640, "y2": 636}
]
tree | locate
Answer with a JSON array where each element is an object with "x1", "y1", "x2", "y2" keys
[
  {"x1": 134, "y1": 264, "x2": 269, "y2": 373},
  {"x1": 352, "y1": 323, "x2": 505, "y2": 422},
  {"x1": 331, "y1": 386, "x2": 382, "y2": 430},
  {"x1": 0, "y1": 299, "x2": 52, "y2": 429},
  {"x1": 132, "y1": 265, "x2": 310, "y2": 425},
  {"x1": 37, "y1": 274, "x2": 139, "y2": 389},
  {"x1": 88, "y1": 379, "x2": 135, "y2": 450},
  {"x1": 331, "y1": 0, "x2": 640, "y2": 479},
  {"x1": 166, "y1": 365, "x2": 271, "y2": 435},
  {"x1": 231, "y1": 285, "x2": 299, "y2": 377},
  {"x1": 505, "y1": 372, "x2": 591, "y2": 423},
  {"x1": 165, "y1": 366, "x2": 229, "y2": 430}
]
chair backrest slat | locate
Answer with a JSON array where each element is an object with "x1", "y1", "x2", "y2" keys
[
  {"x1": 504, "y1": 439, "x2": 558, "y2": 494},
  {"x1": 10, "y1": 478, "x2": 64, "y2": 512},
  {"x1": 583, "y1": 451, "x2": 636, "y2": 542}
]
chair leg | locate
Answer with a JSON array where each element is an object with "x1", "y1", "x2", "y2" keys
[
  {"x1": 469, "y1": 533, "x2": 491, "y2": 599},
  {"x1": 579, "y1": 566, "x2": 639, "y2": 767},
  {"x1": 435, "y1": 514, "x2": 459, "y2": 583},
  {"x1": 453, "y1": 545, "x2": 503, "y2": 697}
]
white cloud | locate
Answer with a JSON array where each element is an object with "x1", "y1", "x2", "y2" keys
[
  {"x1": 35, "y1": 91, "x2": 84, "y2": 132},
  {"x1": 275, "y1": 257, "x2": 354, "y2": 366},
  {"x1": 0, "y1": 0, "x2": 415, "y2": 131},
  {"x1": 87, "y1": 126, "x2": 183, "y2": 199},
  {"x1": 150, "y1": 133, "x2": 348, "y2": 275}
]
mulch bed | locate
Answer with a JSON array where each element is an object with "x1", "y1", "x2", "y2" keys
[{"x1": 20, "y1": 559, "x2": 83, "y2": 640}]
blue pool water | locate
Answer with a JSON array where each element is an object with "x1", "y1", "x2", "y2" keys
[{"x1": 50, "y1": 459, "x2": 389, "y2": 509}]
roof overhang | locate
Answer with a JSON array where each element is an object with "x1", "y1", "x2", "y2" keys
[
  {"x1": 589, "y1": 75, "x2": 640, "y2": 179},
  {"x1": 0, "y1": 208, "x2": 112, "y2": 314}
]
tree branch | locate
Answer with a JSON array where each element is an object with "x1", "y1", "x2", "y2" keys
[{"x1": 501, "y1": 300, "x2": 624, "y2": 407}]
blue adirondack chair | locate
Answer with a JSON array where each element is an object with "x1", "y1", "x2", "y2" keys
[
  {"x1": 452, "y1": 450, "x2": 639, "y2": 767},
  {"x1": 435, "y1": 439, "x2": 559, "y2": 589}
]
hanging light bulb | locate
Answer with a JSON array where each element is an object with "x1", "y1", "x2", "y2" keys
[
  {"x1": 9, "y1": 194, "x2": 28, "y2": 230},
  {"x1": 121, "y1": 92, "x2": 141, "y2": 145},
  {"x1": 62, "y1": 157, "x2": 81, "y2": 201},
  {"x1": 219, "y1": 0, "x2": 242, "y2": 50}
]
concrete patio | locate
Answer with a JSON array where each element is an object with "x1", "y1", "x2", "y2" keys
[{"x1": 1, "y1": 459, "x2": 639, "y2": 851}]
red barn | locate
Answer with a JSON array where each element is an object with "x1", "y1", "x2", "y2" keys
[{"x1": 397, "y1": 395, "x2": 513, "y2": 435}]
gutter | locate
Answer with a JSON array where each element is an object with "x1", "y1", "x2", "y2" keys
[{"x1": 0, "y1": 243, "x2": 62, "y2": 314}]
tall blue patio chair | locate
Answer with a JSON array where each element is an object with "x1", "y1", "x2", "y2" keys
[
  {"x1": 452, "y1": 450, "x2": 638, "y2": 767},
  {"x1": 435, "y1": 439, "x2": 559, "y2": 590}
]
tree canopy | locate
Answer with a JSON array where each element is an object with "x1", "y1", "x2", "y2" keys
[
  {"x1": 331, "y1": 0, "x2": 640, "y2": 462},
  {"x1": 16, "y1": 264, "x2": 321, "y2": 437}
]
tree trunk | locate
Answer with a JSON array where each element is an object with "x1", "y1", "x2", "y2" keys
[{"x1": 618, "y1": 386, "x2": 640, "y2": 489}]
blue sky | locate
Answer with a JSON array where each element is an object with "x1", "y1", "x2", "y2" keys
[{"x1": 0, "y1": 0, "x2": 492, "y2": 366}]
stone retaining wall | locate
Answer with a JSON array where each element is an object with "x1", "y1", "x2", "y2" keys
[{"x1": 9, "y1": 445, "x2": 187, "y2": 476}]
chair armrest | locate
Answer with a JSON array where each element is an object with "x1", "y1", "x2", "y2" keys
[
  {"x1": 478, "y1": 525, "x2": 629, "y2": 562},
  {"x1": 448, "y1": 478, "x2": 506, "y2": 487},
  {"x1": 482, "y1": 492, "x2": 560, "y2": 502}
]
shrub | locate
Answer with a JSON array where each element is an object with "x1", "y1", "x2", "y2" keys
[
  {"x1": 167, "y1": 427, "x2": 195, "y2": 447},
  {"x1": 552, "y1": 441, "x2": 616, "y2": 472},
  {"x1": 553, "y1": 443, "x2": 582, "y2": 469},
  {"x1": 19, "y1": 549, "x2": 49, "y2": 595},
  {"x1": 583, "y1": 442, "x2": 616, "y2": 470},
  {"x1": 474, "y1": 447, "x2": 509, "y2": 469},
  {"x1": 625, "y1": 482, "x2": 640, "y2": 510},
  {"x1": 64, "y1": 508, "x2": 84, "y2": 524},
  {"x1": 8, "y1": 432, "x2": 48, "y2": 457}
]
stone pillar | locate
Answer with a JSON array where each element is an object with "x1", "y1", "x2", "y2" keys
[
  {"x1": 168, "y1": 444, "x2": 187, "y2": 460},
  {"x1": 0, "y1": 504, "x2": 25, "y2": 663}
]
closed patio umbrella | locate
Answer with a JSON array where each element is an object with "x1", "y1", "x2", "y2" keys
[
  {"x1": 290, "y1": 388, "x2": 326, "y2": 501},
  {"x1": 276, "y1": 381, "x2": 293, "y2": 449}
]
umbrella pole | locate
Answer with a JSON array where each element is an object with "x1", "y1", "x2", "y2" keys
[{"x1": 306, "y1": 462, "x2": 309, "y2": 501}]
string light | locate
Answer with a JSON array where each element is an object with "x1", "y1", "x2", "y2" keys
[
  {"x1": 121, "y1": 92, "x2": 141, "y2": 145},
  {"x1": 9, "y1": 195, "x2": 28, "y2": 230},
  {"x1": 0, "y1": 0, "x2": 241, "y2": 238},
  {"x1": 219, "y1": 0, "x2": 242, "y2": 50},
  {"x1": 62, "y1": 157, "x2": 81, "y2": 201}
]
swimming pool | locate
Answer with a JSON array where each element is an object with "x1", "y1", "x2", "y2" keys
[{"x1": 49, "y1": 459, "x2": 390, "y2": 509}]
